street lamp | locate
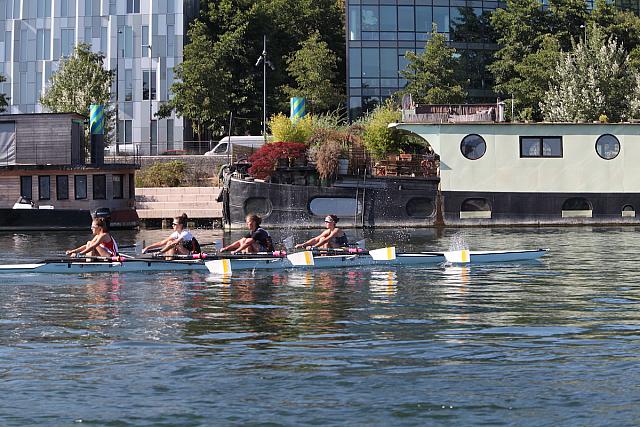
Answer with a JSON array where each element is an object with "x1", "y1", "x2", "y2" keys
[
  {"x1": 255, "y1": 35, "x2": 274, "y2": 140},
  {"x1": 143, "y1": 44, "x2": 153, "y2": 155},
  {"x1": 580, "y1": 24, "x2": 587, "y2": 45}
]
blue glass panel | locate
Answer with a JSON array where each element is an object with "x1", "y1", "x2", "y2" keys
[
  {"x1": 398, "y1": 6, "x2": 415, "y2": 31},
  {"x1": 379, "y1": 6, "x2": 397, "y2": 31},
  {"x1": 362, "y1": 49, "x2": 379, "y2": 77}
]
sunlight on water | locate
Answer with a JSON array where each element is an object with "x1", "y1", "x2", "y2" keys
[{"x1": 2, "y1": 227, "x2": 640, "y2": 425}]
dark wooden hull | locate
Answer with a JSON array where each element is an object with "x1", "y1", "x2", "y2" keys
[
  {"x1": 0, "y1": 208, "x2": 93, "y2": 231},
  {"x1": 226, "y1": 176, "x2": 440, "y2": 228}
]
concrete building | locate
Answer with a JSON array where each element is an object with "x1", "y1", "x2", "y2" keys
[{"x1": 0, "y1": 0, "x2": 200, "y2": 155}]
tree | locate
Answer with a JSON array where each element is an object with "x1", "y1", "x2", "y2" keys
[
  {"x1": 541, "y1": 26, "x2": 639, "y2": 122},
  {"x1": 161, "y1": 0, "x2": 345, "y2": 139},
  {"x1": 0, "y1": 75, "x2": 8, "y2": 112},
  {"x1": 282, "y1": 31, "x2": 342, "y2": 113},
  {"x1": 40, "y1": 43, "x2": 113, "y2": 142},
  {"x1": 157, "y1": 20, "x2": 237, "y2": 140},
  {"x1": 400, "y1": 25, "x2": 467, "y2": 104}
]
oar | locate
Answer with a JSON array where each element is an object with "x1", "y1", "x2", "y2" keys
[
  {"x1": 443, "y1": 249, "x2": 471, "y2": 264},
  {"x1": 206, "y1": 258, "x2": 233, "y2": 275},
  {"x1": 287, "y1": 246, "x2": 396, "y2": 266}
]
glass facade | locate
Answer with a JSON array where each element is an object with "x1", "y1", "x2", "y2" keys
[
  {"x1": 0, "y1": 0, "x2": 199, "y2": 154},
  {"x1": 347, "y1": 0, "x2": 503, "y2": 119}
]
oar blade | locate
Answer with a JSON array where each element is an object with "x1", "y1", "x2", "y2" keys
[
  {"x1": 287, "y1": 251, "x2": 315, "y2": 266},
  {"x1": 444, "y1": 249, "x2": 471, "y2": 264},
  {"x1": 369, "y1": 246, "x2": 396, "y2": 261},
  {"x1": 205, "y1": 258, "x2": 232, "y2": 275}
]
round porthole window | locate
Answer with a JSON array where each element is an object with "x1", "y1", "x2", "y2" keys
[
  {"x1": 460, "y1": 134, "x2": 486, "y2": 160},
  {"x1": 595, "y1": 134, "x2": 620, "y2": 160}
]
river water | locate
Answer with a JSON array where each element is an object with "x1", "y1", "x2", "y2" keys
[{"x1": 1, "y1": 227, "x2": 639, "y2": 426}]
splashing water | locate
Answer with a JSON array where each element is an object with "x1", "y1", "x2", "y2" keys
[{"x1": 449, "y1": 232, "x2": 470, "y2": 251}]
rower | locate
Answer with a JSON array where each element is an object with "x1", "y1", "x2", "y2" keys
[
  {"x1": 221, "y1": 214, "x2": 273, "y2": 254},
  {"x1": 142, "y1": 213, "x2": 200, "y2": 256},
  {"x1": 295, "y1": 214, "x2": 348, "y2": 250},
  {"x1": 66, "y1": 217, "x2": 119, "y2": 257}
]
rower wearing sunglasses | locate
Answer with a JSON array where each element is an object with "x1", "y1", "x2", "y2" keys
[
  {"x1": 66, "y1": 217, "x2": 119, "y2": 257},
  {"x1": 142, "y1": 213, "x2": 199, "y2": 255},
  {"x1": 295, "y1": 214, "x2": 348, "y2": 249}
]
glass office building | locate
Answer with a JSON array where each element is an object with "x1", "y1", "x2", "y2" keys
[{"x1": 0, "y1": 0, "x2": 200, "y2": 155}]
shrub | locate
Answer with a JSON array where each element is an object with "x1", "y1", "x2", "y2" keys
[
  {"x1": 269, "y1": 113, "x2": 314, "y2": 143},
  {"x1": 314, "y1": 139, "x2": 342, "y2": 180},
  {"x1": 136, "y1": 160, "x2": 188, "y2": 187},
  {"x1": 248, "y1": 141, "x2": 307, "y2": 179},
  {"x1": 361, "y1": 103, "x2": 403, "y2": 159}
]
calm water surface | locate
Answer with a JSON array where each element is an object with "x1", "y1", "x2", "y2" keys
[{"x1": 1, "y1": 227, "x2": 640, "y2": 426}]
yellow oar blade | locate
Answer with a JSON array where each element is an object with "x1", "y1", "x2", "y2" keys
[
  {"x1": 369, "y1": 246, "x2": 396, "y2": 261},
  {"x1": 287, "y1": 251, "x2": 315, "y2": 266},
  {"x1": 444, "y1": 249, "x2": 471, "y2": 264},
  {"x1": 205, "y1": 258, "x2": 232, "y2": 274}
]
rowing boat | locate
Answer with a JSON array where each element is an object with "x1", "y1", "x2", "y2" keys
[
  {"x1": 206, "y1": 248, "x2": 549, "y2": 274},
  {"x1": 0, "y1": 248, "x2": 548, "y2": 275}
]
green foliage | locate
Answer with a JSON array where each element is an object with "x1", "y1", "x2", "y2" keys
[
  {"x1": 269, "y1": 112, "x2": 314, "y2": 143},
  {"x1": 163, "y1": 0, "x2": 345, "y2": 138},
  {"x1": 282, "y1": 31, "x2": 342, "y2": 113},
  {"x1": 400, "y1": 25, "x2": 467, "y2": 104},
  {"x1": 541, "y1": 26, "x2": 639, "y2": 122},
  {"x1": 40, "y1": 43, "x2": 114, "y2": 143},
  {"x1": 156, "y1": 20, "x2": 236, "y2": 140},
  {"x1": 136, "y1": 160, "x2": 188, "y2": 188},
  {"x1": 0, "y1": 75, "x2": 7, "y2": 113},
  {"x1": 361, "y1": 102, "x2": 403, "y2": 159}
]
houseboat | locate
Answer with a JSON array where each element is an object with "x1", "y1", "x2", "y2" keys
[
  {"x1": 0, "y1": 113, "x2": 139, "y2": 231},
  {"x1": 222, "y1": 104, "x2": 640, "y2": 228}
]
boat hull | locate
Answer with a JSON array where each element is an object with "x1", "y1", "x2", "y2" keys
[{"x1": 0, "y1": 259, "x2": 209, "y2": 274}]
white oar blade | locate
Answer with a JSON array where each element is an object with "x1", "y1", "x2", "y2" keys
[
  {"x1": 444, "y1": 249, "x2": 471, "y2": 264},
  {"x1": 369, "y1": 246, "x2": 396, "y2": 261},
  {"x1": 205, "y1": 259, "x2": 232, "y2": 275},
  {"x1": 282, "y1": 235, "x2": 295, "y2": 250},
  {"x1": 287, "y1": 251, "x2": 315, "y2": 266}
]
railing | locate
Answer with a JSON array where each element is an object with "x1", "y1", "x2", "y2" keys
[{"x1": 401, "y1": 103, "x2": 505, "y2": 124}]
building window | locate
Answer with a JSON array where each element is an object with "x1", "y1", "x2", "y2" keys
[
  {"x1": 112, "y1": 174, "x2": 124, "y2": 199},
  {"x1": 622, "y1": 204, "x2": 635, "y2": 218},
  {"x1": 596, "y1": 134, "x2": 620, "y2": 160},
  {"x1": 56, "y1": 175, "x2": 69, "y2": 200},
  {"x1": 143, "y1": 70, "x2": 156, "y2": 100},
  {"x1": 37, "y1": 0, "x2": 51, "y2": 18},
  {"x1": 20, "y1": 176, "x2": 32, "y2": 200},
  {"x1": 93, "y1": 174, "x2": 106, "y2": 200},
  {"x1": 36, "y1": 29, "x2": 51, "y2": 60},
  {"x1": 38, "y1": 176, "x2": 50, "y2": 200},
  {"x1": 124, "y1": 69, "x2": 132, "y2": 101},
  {"x1": 460, "y1": 134, "x2": 486, "y2": 160},
  {"x1": 520, "y1": 136, "x2": 563, "y2": 158},
  {"x1": 141, "y1": 25, "x2": 148, "y2": 48},
  {"x1": 167, "y1": 119, "x2": 174, "y2": 151},
  {"x1": 126, "y1": 0, "x2": 140, "y2": 13},
  {"x1": 74, "y1": 175, "x2": 87, "y2": 199},
  {"x1": 61, "y1": 29, "x2": 75, "y2": 57},
  {"x1": 561, "y1": 197, "x2": 592, "y2": 218},
  {"x1": 460, "y1": 198, "x2": 491, "y2": 219}
]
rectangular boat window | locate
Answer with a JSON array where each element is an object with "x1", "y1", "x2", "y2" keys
[
  {"x1": 520, "y1": 136, "x2": 563, "y2": 158},
  {"x1": 38, "y1": 175, "x2": 50, "y2": 200},
  {"x1": 20, "y1": 175, "x2": 32, "y2": 200},
  {"x1": 112, "y1": 174, "x2": 124, "y2": 199},
  {"x1": 56, "y1": 175, "x2": 69, "y2": 200},
  {"x1": 93, "y1": 174, "x2": 106, "y2": 200},
  {"x1": 75, "y1": 175, "x2": 87, "y2": 200}
]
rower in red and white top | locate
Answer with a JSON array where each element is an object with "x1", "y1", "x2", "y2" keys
[{"x1": 66, "y1": 217, "x2": 119, "y2": 257}]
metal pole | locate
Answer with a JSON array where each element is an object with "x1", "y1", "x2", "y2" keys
[
  {"x1": 262, "y1": 35, "x2": 267, "y2": 140},
  {"x1": 147, "y1": 44, "x2": 153, "y2": 155}
]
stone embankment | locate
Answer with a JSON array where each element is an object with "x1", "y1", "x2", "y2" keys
[{"x1": 136, "y1": 187, "x2": 223, "y2": 227}]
